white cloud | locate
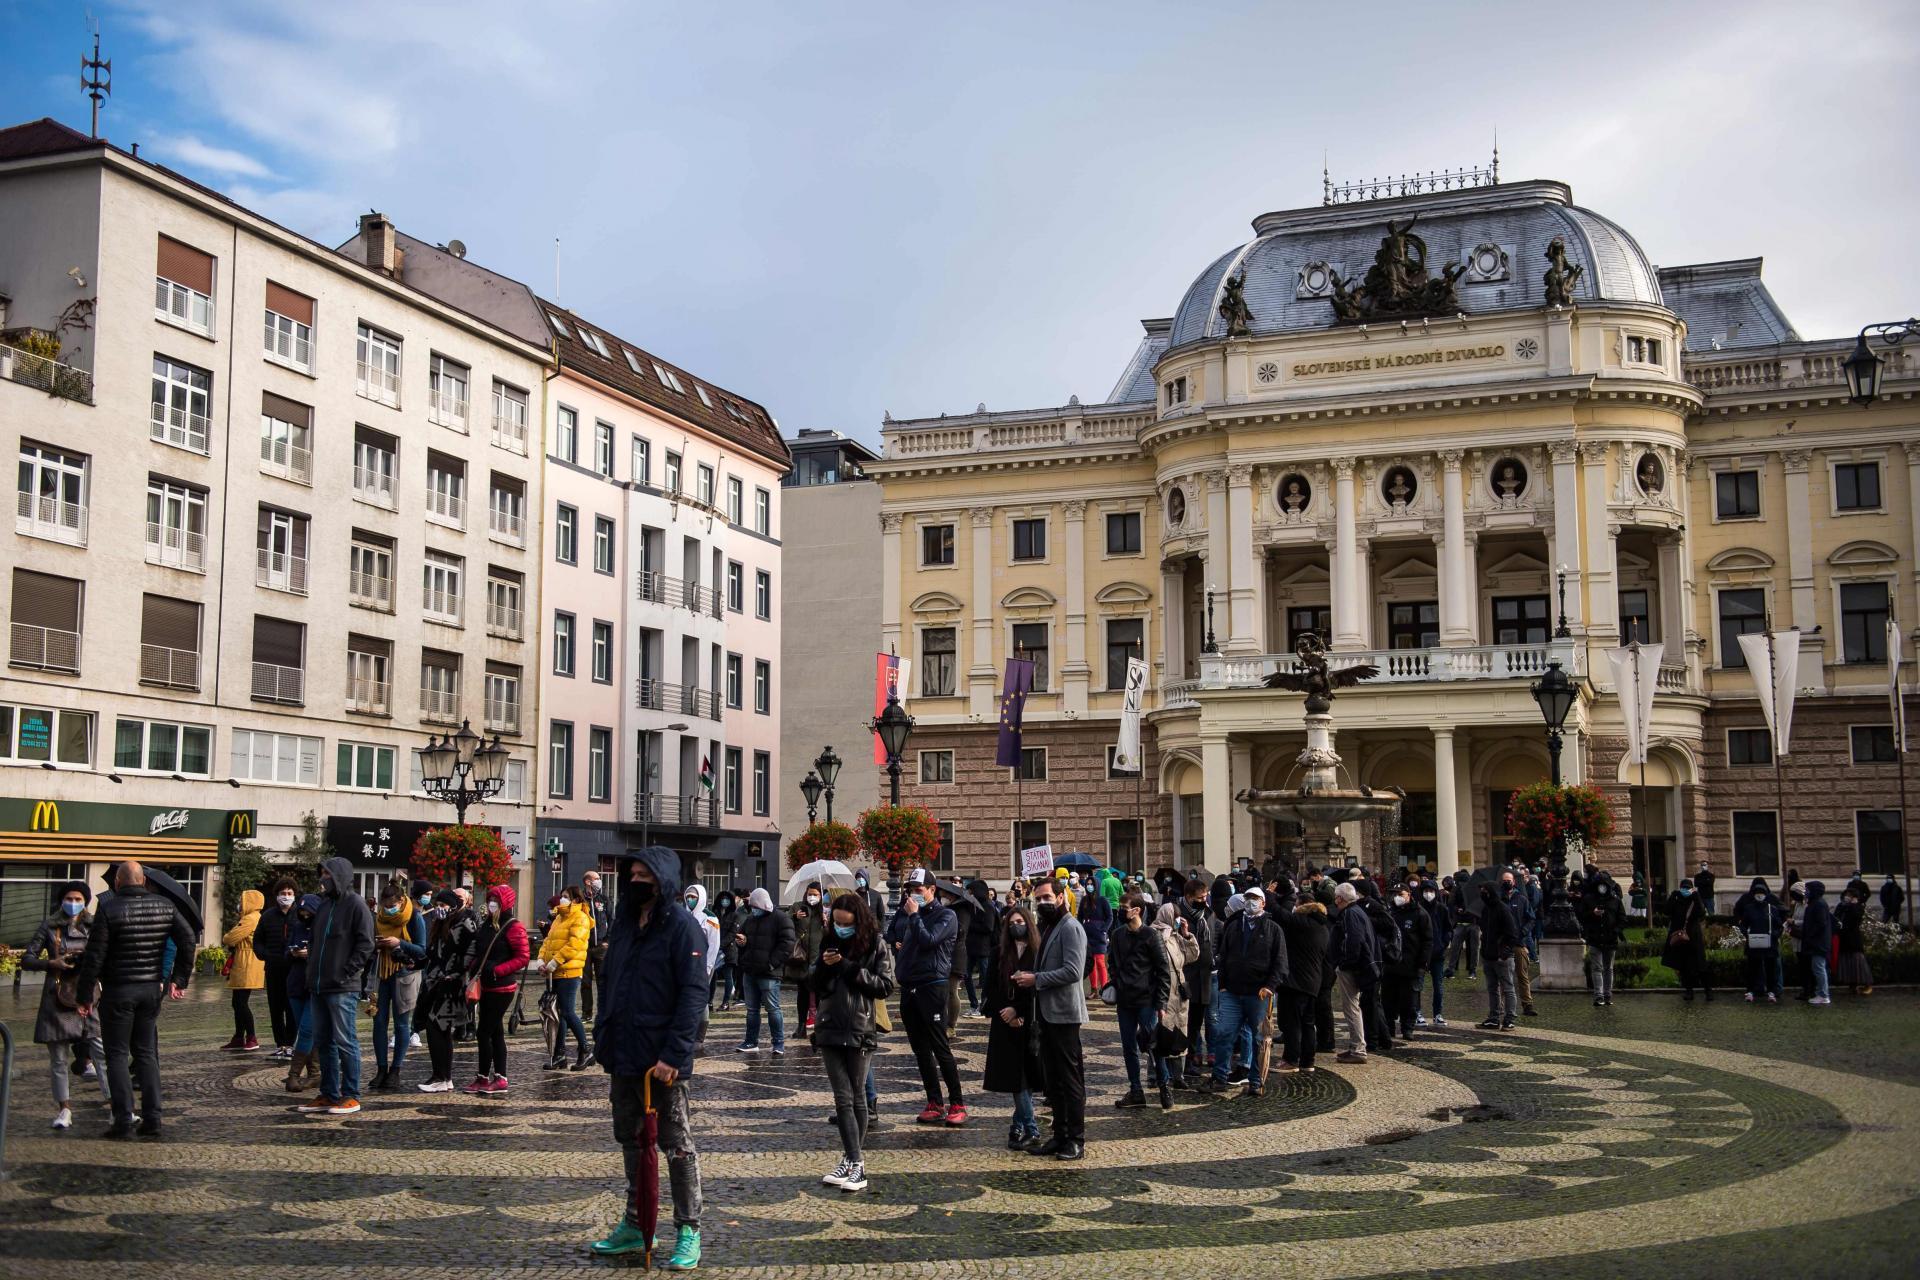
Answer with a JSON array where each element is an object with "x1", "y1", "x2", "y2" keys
[{"x1": 152, "y1": 133, "x2": 273, "y2": 179}]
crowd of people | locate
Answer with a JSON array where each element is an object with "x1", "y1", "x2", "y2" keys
[{"x1": 14, "y1": 849, "x2": 1907, "y2": 1271}]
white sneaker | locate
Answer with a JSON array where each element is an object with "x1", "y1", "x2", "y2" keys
[
  {"x1": 80, "y1": 1063, "x2": 98, "y2": 1080},
  {"x1": 1414, "y1": 1014, "x2": 1429, "y2": 1028},
  {"x1": 838, "y1": 1161, "x2": 868, "y2": 1191},
  {"x1": 822, "y1": 1158, "x2": 852, "y2": 1187},
  {"x1": 417, "y1": 1079, "x2": 454, "y2": 1093},
  {"x1": 1433, "y1": 1015, "x2": 1448, "y2": 1026},
  {"x1": 409, "y1": 1033, "x2": 422, "y2": 1049},
  {"x1": 52, "y1": 1107, "x2": 72, "y2": 1130},
  {"x1": 1809, "y1": 996, "x2": 1832, "y2": 1005}
]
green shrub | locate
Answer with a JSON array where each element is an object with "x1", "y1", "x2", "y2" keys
[{"x1": 195, "y1": 945, "x2": 228, "y2": 974}]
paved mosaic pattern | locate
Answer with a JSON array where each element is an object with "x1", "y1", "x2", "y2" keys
[{"x1": 1, "y1": 983, "x2": 1916, "y2": 1278}]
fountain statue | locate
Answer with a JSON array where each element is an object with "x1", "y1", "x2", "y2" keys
[{"x1": 1236, "y1": 634, "x2": 1403, "y2": 873}]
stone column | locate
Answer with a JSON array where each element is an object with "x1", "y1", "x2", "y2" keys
[
  {"x1": 1160, "y1": 563, "x2": 1187, "y2": 685},
  {"x1": 1656, "y1": 534, "x2": 1685, "y2": 650},
  {"x1": 1580, "y1": 442, "x2": 1618, "y2": 640},
  {"x1": 1354, "y1": 537, "x2": 1374, "y2": 648},
  {"x1": 1332, "y1": 459, "x2": 1361, "y2": 649},
  {"x1": 1230, "y1": 739, "x2": 1255, "y2": 867},
  {"x1": 1225, "y1": 464, "x2": 1259, "y2": 653},
  {"x1": 1782, "y1": 449, "x2": 1817, "y2": 629},
  {"x1": 880, "y1": 510, "x2": 903, "y2": 657},
  {"x1": 1434, "y1": 725, "x2": 1459, "y2": 877},
  {"x1": 968, "y1": 506, "x2": 997, "y2": 719},
  {"x1": 1550, "y1": 441, "x2": 1584, "y2": 634},
  {"x1": 1201, "y1": 731, "x2": 1234, "y2": 870},
  {"x1": 1204, "y1": 469, "x2": 1231, "y2": 648},
  {"x1": 1438, "y1": 450, "x2": 1474, "y2": 646},
  {"x1": 1061, "y1": 498, "x2": 1090, "y2": 715}
]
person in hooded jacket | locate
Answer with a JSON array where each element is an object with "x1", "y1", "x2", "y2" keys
[
  {"x1": 282, "y1": 893, "x2": 320, "y2": 1092},
  {"x1": 790, "y1": 883, "x2": 828, "y2": 1032},
  {"x1": 735, "y1": 886, "x2": 796, "y2": 1054},
  {"x1": 710, "y1": 889, "x2": 741, "y2": 1012},
  {"x1": 1275, "y1": 897, "x2": 1327, "y2": 1074},
  {"x1": 1354, "y1": 881, "x2": 1399, "y2": 1051},
  {"x1": 1148, "y1": 902, "x2": 1200, "y2": 1109},
  {"x1": 1079, "y1": 872, "x2": 1114, "y2": 998},
  {"x1": 589, "y1": 847, "x2": 711, "y2": 1269},
  {"x1": 1579, "y1": 873, "x2": 1628, "y2": 1006},
  {"x1": 252, "y1": 878, "x2": 300, "y2": 1059},
  {"x1": 22, "y1": 881, "x2": 114, "y2": 1129},
  {"x1": 1834, "y1": 888, "x2": 1874, "y2": 995},
  {"x1": 963, "y1": 878, "x2": 998, "y2": 1017},
  {"x1": 1880, "y1": 875, "x2": 1906, "y2": 925},
  {"x1": 1732, "y1": 878, "x2": 1785, "y2": 1004},
  {"x1": 1800, "y1": 882, "x2": 1835, "y2": 1004},
  {"x1": 1105, "y1": 892, "x2": 1171, "y2": 1109},
  {"x1": 1476, "y1": 880, "x2": 1521, "y2": 1030},
  {"x1": 1383, "y1": 884, "x2": 1430, "y2": 1040},
  {"x1": 221, "y1": 888, "x2": 267, "y2": 1052},
  {"x1": 417, "y1": 889, "x2": 478, "y2": 1092},
  {"x1": 534, "y1": 885, "x2": 597, "y2": 1068},
  {"x1": 1173, "y1": 875, "x2": 1216, "y2": 1085},
  {"x1": 1663, "y1": 878, "x2": 1710, "y2": 1002},
  {"x1": 809, "y1": 891, "x2": 895, "y2": 1192},
  {"x1": 1414, "y1": 878, "x2": 1453, "y2": 1025},
  {"x1": 461, "y1": 884, "x2": 530, "y2": 1095},
  {"x1": 296, "y1": 856, "x2": 375, "y2": 1117}
]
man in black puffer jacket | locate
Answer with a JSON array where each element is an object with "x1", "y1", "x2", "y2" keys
[
  {"x1": 74, "y1": 861, "x2": 196, "y2": 1138},
  {"x1": 733, "y1": 887, "x2": 797, "y2": 1054},
  {"x1": 1210, "y1": 885, "x2": 1289, "y2": 1097},
  {"x1": 1276, "y1": 898, "x2": 1329, "y2": 1073},
  {"x1": 252, "y1": 878, "x2": 300, "y2": 1057}
]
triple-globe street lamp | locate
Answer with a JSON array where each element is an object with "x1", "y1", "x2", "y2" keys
[
  {"x1": 419, "y1": 719, "x2": 510, "y2": 885},
  {"x1": 1529, "y1": 661, "x2": 1580, "y2": 936}
]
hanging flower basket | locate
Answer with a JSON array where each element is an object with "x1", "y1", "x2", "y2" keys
[
  {"x1": 787, "y1": 820, "x2": 859, "y2": 872},
  {"x1": 410, "y1": 824, "x2": 515, "y2": 888},
  {"x1": 1505, "y1": 782, "x2": 1615, "y2": 856},
  {"x1": 857, "y1": 804, "x2": 942, "y2": 877}
]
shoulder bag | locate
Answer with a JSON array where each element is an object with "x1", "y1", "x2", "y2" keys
[{"x1": 466, "y1": 924, "x2": 506, "y2": 1003}]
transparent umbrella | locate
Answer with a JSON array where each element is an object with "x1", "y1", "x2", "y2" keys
[{"x1": 782, "y1": 860, "x2": 859, "y2": 906}]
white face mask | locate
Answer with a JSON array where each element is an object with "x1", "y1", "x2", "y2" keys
[
  {"x1": 278, "y1": 893, "x2": 296, "y2": 909},
  {"x1": 1394, "y1": 895, "x2": 1410, "y2": 907},
  {"x1": 486, "y1": 901, "x2": 501, "y2": 917}
]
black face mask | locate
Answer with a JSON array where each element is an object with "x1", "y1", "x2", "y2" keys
[
  {"x1": 1037, "y1": 901, "x2": 1064, "y2": 923},
  {"x1": 629, "y1": 881, "x2": 657, "y2": 904}
]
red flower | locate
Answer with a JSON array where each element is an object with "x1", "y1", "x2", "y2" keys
[{"x1": 857, "y1": 805, "x2": 942, "y2": 876}]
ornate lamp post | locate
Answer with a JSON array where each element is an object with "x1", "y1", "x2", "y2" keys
[
  {"x1": 813, "y1": 746, "x2": 843, "y2": 824},
  {"x1": 799, "y1": 770, "x2": 825, "y2": 825},
  {"x1": 1202, "y1": 582, "x2": 1219, "y2": 655},
  {"x1": 1554, "y1": 565, "x2": 1572, "y2": 639},
  {"x1": 420, "y1": 719, "x2": 509, "y2": 885},
  {"x1": 870, "y1": 695, "x2": 916, "y2": 808},
  {"x1": 1529, "y1": 661, "x2": 1580, "y2": 935},
  {"x1": 1842, "y1": 319, "x2": 1919, "y2": 406}
]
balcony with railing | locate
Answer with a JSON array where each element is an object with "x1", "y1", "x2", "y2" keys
[
  {"x1": 631, "y1": 793, "x2": 720, "y2": 828},
  {"x1": 0, "y1": 342, "x2": 93, "y2": 402},
  {"x1": 634, "y1": 570, "x2": 723, "y2": 620},
  {"x1": 145, "y1": 522, "x2": 206, "y2": 572},
  {"x1": 259, "y1": 435, "x2": 312, "y2": 484},
  {"x1": 139, "y1": 644, "x2": 199, "y2": 691},
  {"x1": 488, "y1": 503, "x2": 525, "y2": 545},
  {"x1": 353, "y1": 465, "x2": 397, "y2": 508},
  {"x1": 250, "y1": 661, "x2": 304, "y2": 705},
  {"x1": 16, "y1": 490, "x2": 88, "y2": 545},
  {"x1": 420, "y1": 684, "x2": 461, "y2": 724},
  {"x1": 1195, "y1": 641, "x2": 1584, "y2": 691},
  {"x1": 348, "y1": 567, "x2": 392, "y2": 611},
  {"x1": 1684, "y1": 338, "x2": 1914, "y2": 397},
  {"x1": 425, "y1": 486, "x2": 465, "y2": 527},
  {"x1": 356, "y1": 360, "x2": 401, "y2": 407},
  {"x1": 345, "y1": 674, "x2": 391, "y2": 716},
  {"x1": 484, "y1": 693, "x2": 521, "y2": 734},
  {"x1": 428, "y1": 388, "x2": 469, "y2": 429},
  {"x1": 882, "y1": 402, "x2": 1153, "y2": 461},
  {"x1": 491, "y1": 409, "x2": 528, "y2": 453},
  {"x1": 150, "y1": 403, "x2": 210, "y2": 453},
  {"x1": 634, "y1": 677, "x2": 720, "y2": 720},
  {"x1": 10, "y1": 623, "x2": 80, "y2": 673},
  {"x1": 256, "y1": 547, "x2": 309, "y2": 594},
  {"x1": 423, "y1": 586, "x2": 464, "y2": 625}
]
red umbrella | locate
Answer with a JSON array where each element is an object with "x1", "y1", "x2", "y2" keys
[{"x1": 632, "y1": 1072, "x2": 661, "y2": 1267}]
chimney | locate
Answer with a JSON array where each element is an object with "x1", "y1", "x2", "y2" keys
[{"x1": 359, "y1": 212, "x2": 398, "y2": 277}]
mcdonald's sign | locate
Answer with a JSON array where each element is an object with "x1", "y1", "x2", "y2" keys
[
  {"x1": 31, "y1": 800, "x2": 60, "y2": 832},
  {"x1": 229, "y1": 811, "x2": 253, "y2": 838}
]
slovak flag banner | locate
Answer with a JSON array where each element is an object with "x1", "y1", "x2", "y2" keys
[
  {"x1": 871, "y1": 652, "x2": 910, "y2": 763},
  {"x1": 995, "y1": 658, "x2": 1036, "y2": 769}
]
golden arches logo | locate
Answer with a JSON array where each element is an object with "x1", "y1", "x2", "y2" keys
[
  {"x1": 31, "y1": 800, "x2": 60, "y2": 832},
  {"x1": 229, "y1": 812, "x2": 253, "y2": 837}
]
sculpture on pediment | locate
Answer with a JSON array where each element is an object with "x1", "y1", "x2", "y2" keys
[
  {"x1": 1543, "y1": 236, "x2": 1585, "y2": 307},
  {"x1": 1219, "y1": 270, "x2": 1255, "y2": 338},
  {"x1": 1325, "y1": 216, "x2": 1466, "y2": 324}
]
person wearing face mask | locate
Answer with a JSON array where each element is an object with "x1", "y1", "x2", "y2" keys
[
  {"x1": 1662, "y1": 878, "x2": 1710, "y2": 1002},
  {"x1": 884, "y1": 868, "x2": 966, "y2": 1125},
  {"x1": 681, "y1": 883, "x2": 722, "y2": 1041},
  {"x1": 1327, "y1": 883, "x2": 1380, "y2": 1063},
  {"x1": 1015, "y1": 877, "x2": 1087, "y2": 1158},
  {"x1": 1416, "y1": 879, "x2": 1453, "y2": 1026},
  {"x1": 417, "y1": 889, "x2": 479, "y2": 1092},
  {"x1": 790, "y1": 883, "x2": 829, "y2": 1033},
  {"x1": 251, "y1": 878, "x2": 301, "y2": 1060},
  {"x1": 1105, "y1": 893, "x2": 1169, "y2": 1110},
  {"x1": 22, "y1": 881, "x2": 114, "y2": 1129},
  {"x1": 982, "y1": 903, "x2": 1045, "y2": 1148},
  {"x1": 282, "y1": 893, "x2": 321, "y2": 1092},
  {"x1": 1731, "y1": 877, "x2": 1784, "y2": 1005},
  {"x1": 809, "y1": 892, "x2": 894, "y2": 1191},
  {"x1": 1210, "y1": 885, "x2": 1290, "y2": 1093},
  {"x1": 734, "y1": 886, "x2": 796, "y2": 1055},
  {"x1": 403, "y1": 878, "x2": 434, "y2": 1053},
  {"x1": 535, "y1": 885, "x2": 598, "y2": 1070},
  {"x1": 1383, "y1": 885, "x2": 1430, "y2": 1041},
  {"x1": 710, "y1": 889, "x2": 742, "y2": 1011},
  {"x1": 1474, "y1": 879, "x2": 1521, "y2": 1030},
  {"x1": 1578, "y1": 872, "x2": 1627, "y2": 1006},
  {"x1": 460, "y1": 884, "x2": 531, "y2": 1095},
  {"x1": 369, "y1": 879, "x2": 427, "y2": 1090},
  {"x1": 220, "y1": 887, "x2": 267, "y2": 1052},
  {"x1": 579, "y1": 871, "x2": 612, "y2": 1022},
  {"x1": 294, "y1": 857, "x2": 376, "y2": 1117}
]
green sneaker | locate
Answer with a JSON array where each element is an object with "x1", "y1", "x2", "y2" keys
[
  {"x1": 588, "y1": 1220, "x2": 651, "y2": 1257},
  {"x1": 660, "y1": 1225, "x2": 701, "y2": 1271}
]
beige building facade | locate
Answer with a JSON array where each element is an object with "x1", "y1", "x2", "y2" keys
[{"x1": 869, "y1": 178, "x2": 1917, "y2": 895}]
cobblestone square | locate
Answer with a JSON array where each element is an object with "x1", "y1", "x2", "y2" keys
[{"x1": 2, "y1": 981, "x2": 1916, "y2": 1278}]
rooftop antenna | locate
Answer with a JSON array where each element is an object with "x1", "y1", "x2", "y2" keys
[
  {"x1": 81, "y1": 18, "x2": 110, "y2": 139},
  {"x1": 553, "y1": 237, "x2": 560, "y2": 302},
  {"x1": 1491, "y1": 128, "x2": 1500, "y2": 184}
]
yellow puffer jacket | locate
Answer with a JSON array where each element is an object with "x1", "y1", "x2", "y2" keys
[
  {"x1": 223, "y1": 889, "x2": 266, "y2": 990},
  {"x1": 538, "y1": 900, "x2": 593, "y2": 979}
]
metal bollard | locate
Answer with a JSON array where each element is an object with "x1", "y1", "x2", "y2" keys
[{"x1": 0, "y1": 1019, "x2": 13, "y2": 1179}]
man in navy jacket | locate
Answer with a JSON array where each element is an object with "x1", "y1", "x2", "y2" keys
[
  {"x1": 885, "y1": 867, "x2": 966, "y2": 1124},
  {"x1": 590, "y1": 846, "x2": 708, "y2": 1269}
]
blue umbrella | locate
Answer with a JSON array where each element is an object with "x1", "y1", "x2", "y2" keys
[{"x1": 1052, "y1": 851, "x2": 1099, "y2": 872}]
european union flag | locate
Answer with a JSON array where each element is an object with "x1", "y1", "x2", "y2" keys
[{"x1": 995, "y1": 658, "x2": 1036, "y2": 768}]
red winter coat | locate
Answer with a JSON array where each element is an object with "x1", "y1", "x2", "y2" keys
[{"x1": 475, "y1": 883, "x2": 531, "y2": 994}]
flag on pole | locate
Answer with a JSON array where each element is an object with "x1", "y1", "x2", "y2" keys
[
  {"x1": 697, "y1": 756, "x2": 715, "y2": 792},
  {"x1": 1112, "y1": 657, "x2": 1149, "y2": 774},
  {"x1": 995, "y1": 658, "x2": 1036, "y2": 768},
  {"x1": 1605, "y1": 640, "x2": 1665, "y2": 765},
  {"x1": 1890, "y1": 616, "x2": 1908, "y2": 753},
  {"x1": 1737, "y1": 629, "x2": 1800, "y2": 758},
  {"x1": 871, "y1": 652, "x2": 910, "y2": 764}
]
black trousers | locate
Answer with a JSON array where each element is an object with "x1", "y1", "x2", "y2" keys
[
  {"x1": 476, "y1": 990, "x2": 513, "y2": 1078},
  {"x1": 1315, "y1": 986, "x2": 1336, "y2": 1053},
  {"x1": 100, "y1": 983, "x2": 163, "y2": 1127},
  {"x1": 1278, "y1": 989, "x2": 1318, "y2": 1068},
  {"x1": 900, "y1": 983, "x2": 963, "y2": 1105},
  {"x1": 426, "y1": 1021, "x2": 455, "y2": 1082},
  {"x1": 263, "y1": 959, "x2": 294, "y2": 1046},
  {"x1": 1382, "y1": 973, "x2": 1418, "y2": 1037},
  {"x1": 231, "y1": 988, "x2": 256, "y2": 1037},
  {"x1": 1184, "y1": 994, "x2": 1209, "y2": 1071},
  {"x1": 1037, "y1": 1019, "x2": 1086, "y2": 1142}
]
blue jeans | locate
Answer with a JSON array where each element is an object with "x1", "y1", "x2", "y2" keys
[
  {"x1": 866, "y1": 1062, "x2": 878, "y2": 1109},
  {"x1": 1011, "y1": 1088, "x2": 1035, "y2": 1133},
  {"x1": 1427, "y1": 955, "x2": 1447, "y2": 1016},
  {"x1": 1810, "y1": 953, "x2": 1830, "y2": 1000},
  {"x1": 373, "y1": 973, "x2": 410, "y2": 1074},
  {"x1": 741, "y1": 972, "x2": 785, "y2": 1050},
  {"x1": 312, "y1": 992, "x2": 361, "y2": 1101},
  {"x1": 553, "y1": 976, "x2": 589, "y2": 1054},
  {"x1": 1211, "y1": 991, "x2": 1268, "y2": 1088},
  {"x1": 290, "y1": 993, "x2": 312, "y2": 1054},
  {"x1": 1116, "y1": 1004, "x2": 1159, "y2": 1092}
]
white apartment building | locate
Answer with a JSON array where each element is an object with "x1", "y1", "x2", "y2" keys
[
  {"x1": 342, "y1": 228, "x2": 792, "y2": 898},
  {"x1": 0, "y1": 119, "x2": 549, "y2": 941}
]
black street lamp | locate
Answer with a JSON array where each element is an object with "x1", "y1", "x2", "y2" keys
[
  {"x1": 870, "y1": 695, "x2": 916, "y2": 807},
  {"x1": 799, "y1": 770, "x2": 825, "y2": 824},
  {"x1": 420, "y1": 719, "x2": 509, "y2": 885},
  {"x1": 1202, "y1": 582, "x2": 1219, "y2": 655},
  {"x1": 1554, "y1": 565, "x2": 1572, "y2": 639},
  {"x1": 1529, "y1": 661, "x2": 1580, "y2": 936},
  {"x1": 1842, "y1": 319, "x2": 1918, "y2": 406},
  {"x1": 814, "y1": 746, "x2": 843, "y2": 824}
]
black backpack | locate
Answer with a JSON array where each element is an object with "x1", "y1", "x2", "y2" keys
[{"x1": 1365, "y1": 898, "x2": 1403, "y2": 966}]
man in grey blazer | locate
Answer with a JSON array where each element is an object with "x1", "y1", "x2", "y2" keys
[{"x1": 1015, "y1": 877, "x2": 1087, "y2": 1160}]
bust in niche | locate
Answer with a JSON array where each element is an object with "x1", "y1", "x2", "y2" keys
[
  {"x1": 1167, "y1": 487, "x2": 1187, "y2": 526},
  {"x1": 1636, "y1": 453, "x2": 1664, "y2": 497},
  {"x1": 1493, "y1": 458, "x2": 1528, "y2": 502},
  {"x1": 1278, "y1": 474, "x2": 1311, "y2": 517},
  {"x1": 1382, "y1": 466, "x2": 1417, "y2": 510}
]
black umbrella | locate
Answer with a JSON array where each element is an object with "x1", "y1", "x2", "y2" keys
[{"x1": 98, "y1": 863, "x2": 204, "y2": 934}]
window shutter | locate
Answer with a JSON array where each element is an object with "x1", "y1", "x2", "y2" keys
[
  {"x1": 156, "y1": 235, "x2": 215, "y2": 293},
  {"x1": 349, "y1": 633, "x2": 392, "y2": 660},
  {"x1": 264, "y1": 281, "x2": 314, "y2": 324},
  {"x1": 252, "y1": 616, "x2": 304, "y2": 666},
  {"x1": 141, "y1": 595, "x2": 201, "y2": 651},
  {"x1": 11, "y1": 569, "x2": 81, "y2": 629},
  {"x1": 262, "y1": 392, "x2": 312, "y2": 427}
]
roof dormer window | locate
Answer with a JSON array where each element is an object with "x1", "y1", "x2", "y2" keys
[
  {"x1": 653, "y1": 363, "x2": 685, "y2": 393},
  {"x1": 547, "y1": 313, "x2": 571, "y2": 337},
  {"x1": 580, "y1": 328, "x2": 610, "y2": 358},
  {"x1": 624, "y1": 348, "x2": 644, "y2": 375}
]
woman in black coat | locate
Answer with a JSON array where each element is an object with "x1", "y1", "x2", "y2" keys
[
  {"x1": 1662, "y1": 878, "x2": 1711, "y2": 1001},
  {"x1": 1833, "y1": 890, "x2": 1874, "y2": 994},
  {"x1": 980, "y1": 903, "x2": 1045, "y2": 1150}
]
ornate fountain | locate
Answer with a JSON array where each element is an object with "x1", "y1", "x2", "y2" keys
[{"x1": 1235, "y1": 634, "x2": 1403, "y2": 871}]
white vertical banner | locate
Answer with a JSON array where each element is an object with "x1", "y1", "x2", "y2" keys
[
  {"x1": 1890, "y1": 617, "x2": 1908, "y2": 753},
  {"x1": 1113, "y1": 657, "x2": 1148, "y2": 773},
  {"x1": 1737, "y1": 630, "x2": 1801, "y2": 757},
  {"x1": 1605, "y1": 641, "x2": 1665, "y2": 765}
]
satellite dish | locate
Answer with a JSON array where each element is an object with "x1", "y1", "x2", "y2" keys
[{"x1": 447, "y1": 239, "x2": 467, "y2": 259}]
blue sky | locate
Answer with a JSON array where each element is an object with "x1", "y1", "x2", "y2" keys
[{"x1": 4, "y1": 0, "x2": 1917, "y2": 445}]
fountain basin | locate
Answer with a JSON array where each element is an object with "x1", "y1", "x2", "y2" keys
[{"x1": 1236, "y1": 786, "x2": 1405, "y2": 828}]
